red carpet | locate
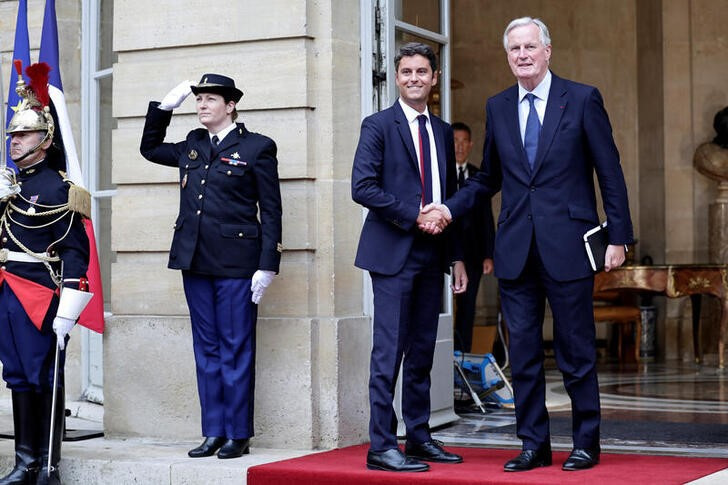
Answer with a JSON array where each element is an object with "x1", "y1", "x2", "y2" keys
[{"x1": 247, "y1": 444, "x2": 727, "y2": 485}]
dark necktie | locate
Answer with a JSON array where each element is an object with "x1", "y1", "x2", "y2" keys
[
  {"x1": 417, "y1": 114, "x2": 433, "y2": 205},
  {"x1": 457, "y1": 166, "x2": 466, "y2": 190},
  {"x1": 211, "y1": 135, "x2": 219, "y2": 146},
  {"x1": 524, "y1": 93, "x2": 541, "y2": 169}
]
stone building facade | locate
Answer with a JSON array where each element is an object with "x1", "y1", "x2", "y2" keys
[{"x1": 0, "y1": 0, "x2": 727, "y2": 449}]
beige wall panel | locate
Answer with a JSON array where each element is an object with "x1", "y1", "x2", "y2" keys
[
  {"x1": 113, "y1": 39, "x2": 309, "y2": 118},
  {"x1": 112, "y1": 185, "x2": 177, "y2": 251},
  {"x1": 663, "y1": 0, "x2": 695, "y2": 264},
  {"x1": 259, "y1": 251, "x2": 313, "y2": 317},
  {"x1": 113, "y1": 117, "x2": 196, "y2": 186},
  {"x1": 253, "y1": 317, "x2": 315, "y2": 448},
  {"x1": 113, "y1": 110, "x2": 312, "y2": 185},
  {"x1": 103, "y1": 315, "x2": 199, "y2": 439},
  {"x1": 114, "y1": 0, "x2": 308, "y2": 52},
  {"x1": 111, "y1": 253, "x2": 188, "y2": 316}
]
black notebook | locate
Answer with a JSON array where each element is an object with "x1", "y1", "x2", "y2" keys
[{"x1": 583, "y1": 221, "x2": 609, "y2": 272}]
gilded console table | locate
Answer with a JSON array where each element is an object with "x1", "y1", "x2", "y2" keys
[{"x1": 594, "y1": 265, "x2": 728, "y2": 368}]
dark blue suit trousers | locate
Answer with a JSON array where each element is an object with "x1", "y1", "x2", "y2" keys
[
  {"x1": 368, "y1": 236, "x2": 442, "y2": 451},
  {"x1": 182, "y1": 272, "x2": 257, "y2": 439},
  {"x1": 499, "y1": 237, "x2": 599, "y2": 450}
]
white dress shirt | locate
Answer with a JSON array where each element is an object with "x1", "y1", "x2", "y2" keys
[{"x1": 398, "y1": 98, "x2": 442, "y2": 207}]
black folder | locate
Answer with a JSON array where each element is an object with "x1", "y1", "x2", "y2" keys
[{"x1": 583, "y1": 221, "x2": 608, "y2": 272}]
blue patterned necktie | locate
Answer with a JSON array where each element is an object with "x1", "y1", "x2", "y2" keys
[{"x1": 524, "y1": 93, "x2": 541, "y2": 169}]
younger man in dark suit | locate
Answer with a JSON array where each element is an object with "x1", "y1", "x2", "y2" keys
[
  {"x1": 352, "y1": 43, "x2": 467, "y2": 472},
  {"x1": 452, "y1": 122, "x2": 495, "y2": 353}
]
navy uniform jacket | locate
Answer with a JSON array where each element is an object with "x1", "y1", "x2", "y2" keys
[
  {"x1": 0, "y1": 159, "x2": 90, "y2": 328},
  {"x1": 140, "y1": 102, "x2": 282, "y2": 278},
  {"x1": 448, "y1": 74, "x2": 633, "y2": 281},
  {"x1": 352, "y1": 101, "x2": 462, "y2": 275}
]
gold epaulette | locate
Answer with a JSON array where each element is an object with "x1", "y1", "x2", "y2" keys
[{"x1": 67, "y1": 183, "x2": 91, "y2": 219}]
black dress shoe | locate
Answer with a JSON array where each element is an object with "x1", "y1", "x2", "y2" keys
[
  {"x1": 405, "y1": 440, "x2": 463, "y2": 463},
  {"x1": 217, "y1": 438, "x2": 250, "y2": 459},
  {"x1": 562, "y1": 448, "x2": 599, "y2": 471},
  {"x1": 366, "y1": 448, "x2": 429, "y2": 472},
  {"x1": 188, "y1": 437, "x2": 226, "y2": 458},
  {"x1": 504, "y1": 447, "x2": 552, "y2": 472}
]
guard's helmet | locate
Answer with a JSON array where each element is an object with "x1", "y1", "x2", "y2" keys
[{"x1": 7, "y1": 61, "x2": 55, "y2": 143}]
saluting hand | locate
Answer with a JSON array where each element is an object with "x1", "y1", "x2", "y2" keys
[{"x1": 158, "y1": 80, "x2": 193, "y2": 111}]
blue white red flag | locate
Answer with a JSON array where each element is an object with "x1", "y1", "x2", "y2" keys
[
  {"x1": 5, "y1": 0, "x2": 30, "y2": 172},
  {"x1": 40, "y1": 0, "x2": 105, "y2": 333}
]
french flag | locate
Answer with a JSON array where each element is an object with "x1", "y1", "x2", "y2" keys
[
  {"x1": 5, "y1": 0, "x2": 30, "y2": 172},
  {"x1": 39, "y1": 0, "x2": 105, "y2": 333}
]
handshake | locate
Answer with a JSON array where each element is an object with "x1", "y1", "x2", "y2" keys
[{"x1": 417, "y1": 203, "x2": 452, "y2": 235}]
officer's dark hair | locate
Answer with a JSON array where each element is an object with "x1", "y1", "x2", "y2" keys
[
  {"x1": 713, "y1": 106, "x2": 728, "y2": 148},
  {"x1": 452, "y1": 122, "x2": 471, "y2": 138},
  {"x1": 394, "y1": 42, "x2": 438, "y2": 73},
  {"x1": 222, "y1": 95, "x2": 239, "y2": 121}
]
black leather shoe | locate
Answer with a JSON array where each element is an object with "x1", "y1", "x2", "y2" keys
[
  {"x1": 188, "y1": 437, "x2": 226, "y2": 458},
  {"x1": 504, "y1": 447, "x2": 552, "y2": 472},
  {"x1": 405, "y1": 440, "x2": 463, "y2": 463},
  {"x1": 366, "y1": 448, "x2": 429, "y2": 472},
  {"x1": 217, "y1": 438, "x2": 250, "y2": 459},
  {"x1": 562, "y1": 448, "x2": 599, "y2": 471}
]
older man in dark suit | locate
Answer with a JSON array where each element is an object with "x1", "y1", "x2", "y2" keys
[
  {"x1": 140, "y1": 74, "x2": 282, "y2": 460},
  {"x1": 423, "y1": 17, "x2": 633, "y2": 472},
  {"x1": 352, "y1": 42, "x2": 467, "y2": 473}
]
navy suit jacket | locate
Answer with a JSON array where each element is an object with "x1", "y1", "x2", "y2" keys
[
  {"x1": 352, "y1": 101, "x2": 460, "y2": 275},
  {"x1": 447, "y1": 74, "x2": 633, "y2": 282}
]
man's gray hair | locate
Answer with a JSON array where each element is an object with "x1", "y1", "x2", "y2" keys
[{"x1": 502, "y1": 17, "x2": 551, "y2": 51}]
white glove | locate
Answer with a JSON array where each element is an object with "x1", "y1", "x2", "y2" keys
[
  {"x1": 53, "y1": 316, "x2": 75, "y2": 350},
  {"x1": 0, "y1": 168, "x2": 20, "y2": 201},
  {"x1": 251, "y1": 270, "x2": 275, "y2": 304},
  {"x1": 158, "y1": 80, "x2": 193, "y2": 111}
]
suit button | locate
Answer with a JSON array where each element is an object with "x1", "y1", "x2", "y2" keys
[
  {"x1": 530, "y1": 186, "x2": 536, "y2": 192},
  {"x1": 238, "y1": 232, "x2": 244, "y2": 237},
  {"x1": 196, "y1": 210, "x2": 201, "y2": 215},
  {"x1": 227, "y1": 170, "x2": 232, "y2": 176},
  {"x1": 528, "y1": 215, "x2": 532, "y2": 220},
  {"x1": 1, "y1": 237, "x2": 6, "y2": 243},
  {"x1": 205, "y1": 165, "x2": 209, "y2": 169},
  {"x1": 185, "y1": 164, "x2": 189, "y2": 169},
  {"x1": 198, "y1": 194, "x2": 203, "y2": 199},
  {"x1": 201, "y1": 179, "x2": 206, "y2": 185}
]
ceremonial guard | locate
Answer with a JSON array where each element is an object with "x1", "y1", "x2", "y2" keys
[
  {"x1": 140, "y1": 74, "x2": 282, "y2": 459},
  {"x1": 0, "y1": 62, "x2": 92, "y2": 485}
]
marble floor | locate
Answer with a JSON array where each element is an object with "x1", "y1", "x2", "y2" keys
[{"x1": 434, "y1": 360, "x2": 728, "y2": 458}]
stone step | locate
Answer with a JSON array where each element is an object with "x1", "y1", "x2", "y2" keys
[{"x1": 0, "y1": 438, "x2": 310, "y2": 485}]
